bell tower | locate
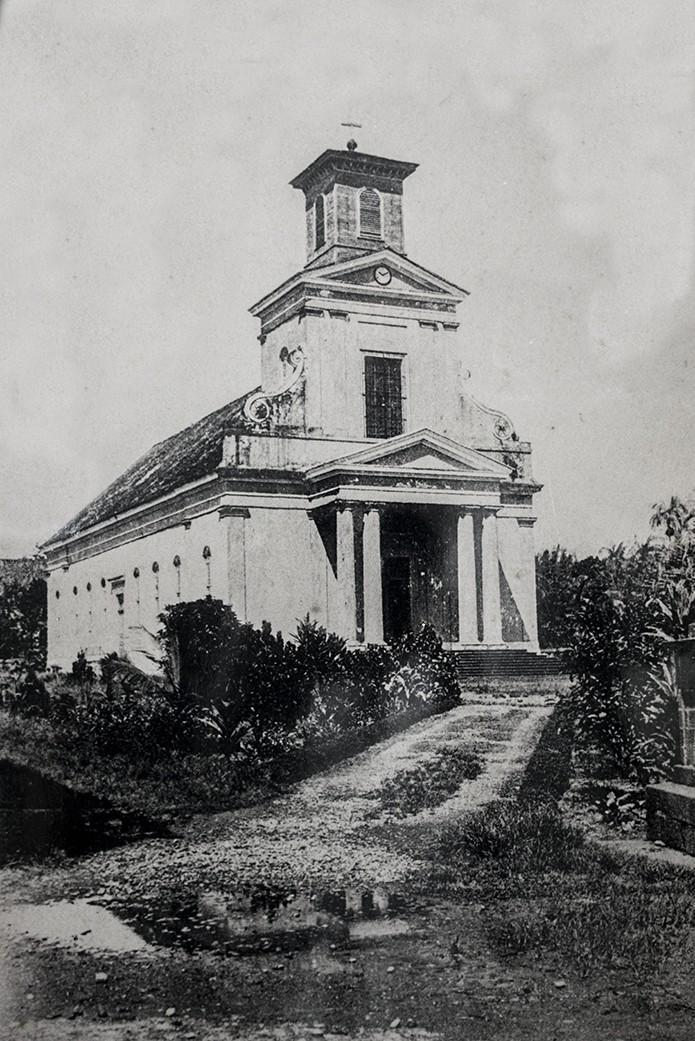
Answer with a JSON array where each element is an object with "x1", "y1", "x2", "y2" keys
[
  {"x1": 249, "y1": 144, "x2": 480, "y2": 445},
  {"x1": 290, "y1": 146, "x2": 418, "y2": 269}
]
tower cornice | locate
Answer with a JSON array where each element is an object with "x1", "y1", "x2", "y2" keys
[{"x1": 290, "y1": 149, "x2": 418, "y2": 198}]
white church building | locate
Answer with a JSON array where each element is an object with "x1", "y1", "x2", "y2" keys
[{"x1": 42, "y1": 144, "x2": 541, "y2": 671}]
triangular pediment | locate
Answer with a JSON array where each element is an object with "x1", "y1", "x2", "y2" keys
[
  {"x1": 308, "y1": 249, "x2": 468, "y2": 299},
  {"x1": 306, "y1": 429, "x2": 511, "y2": 481}
]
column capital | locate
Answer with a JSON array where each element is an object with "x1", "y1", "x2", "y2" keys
[{"x1": 218, "y1": 506, "x2": 251, "y2": 520}]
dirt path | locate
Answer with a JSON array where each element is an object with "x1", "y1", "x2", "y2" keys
[{"x1": 0, "y1": 696, "x2": 554, "y2": 1041}]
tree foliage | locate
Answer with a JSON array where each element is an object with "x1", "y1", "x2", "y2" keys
[
  {"x1": 539, "y1": 498, "x2": 695, "y2": 784},
  {"x1": 0, "y1": 576, "x2": 47, "y2": 665},
  {"x1": 563, "y1": 541, "x2": 677, "y2": 783},
  {"x1": 535, "y1": 546, "x2": 581, "y2": 649}
]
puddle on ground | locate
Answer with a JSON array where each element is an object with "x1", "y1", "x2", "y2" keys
[
  {"x1": 1, "y1": 888, "x2": 411, "y2": 958},
  {"x1": 0, "y1": 898, "x2": 149, "y2": 953},
  {"x1": 118, "y1": 886, "x2": 411, "y2": 955}
]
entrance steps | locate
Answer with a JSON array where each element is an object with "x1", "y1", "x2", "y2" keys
[{"x1": 450, "y1": 647, "x2": 564, "y2": 679}]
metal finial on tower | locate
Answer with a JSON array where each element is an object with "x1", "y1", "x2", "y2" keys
[{"x1": 341, "y1": 121, "x2": 362, "y2": 151}]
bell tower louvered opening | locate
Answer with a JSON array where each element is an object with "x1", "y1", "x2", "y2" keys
[
  {"x1": 359, "y1": 188, "x2": 382, "y2": 239},
  {"x1": 291, "y1": 149, "x2": 418, "y2": 268},
  {"x1": 315, "y1": 194, "x2": 325, "y2": 250}
]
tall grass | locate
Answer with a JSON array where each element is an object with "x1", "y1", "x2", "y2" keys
[
  {"x1": 429, "y1": 798, "x2": 695, "y2": 975},
  {"x1": 424, "y1": 703, "x2": 695, "y2": 978}
]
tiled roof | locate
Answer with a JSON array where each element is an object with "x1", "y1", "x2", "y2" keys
[{"x1": 43, "y1": 391, "x2": 253, "y2": 546}]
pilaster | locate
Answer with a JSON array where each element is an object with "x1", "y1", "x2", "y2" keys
[
  {"x1": 481, "y1": 509, "x2": 502, "y2": 644},
  {"x1": 457, "y1": 511, "x2": 478, "y2": 644},
  {"x1": 335, "y1": 504, "x2": 357, "y2": 642},
  {"x1": 363, "y1": 507, "x2": 384, "y2": 644},
  {"x1": 219, "y1": 506, "x2": 250, "y2": 621}
]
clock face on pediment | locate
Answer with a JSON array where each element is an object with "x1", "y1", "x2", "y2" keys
[{"x1": 307, "y1": 252, "x2": 468, "y2": 301}]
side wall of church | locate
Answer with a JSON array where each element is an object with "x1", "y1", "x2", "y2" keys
[
  {"x1": 243, "y1": 506, "x2": 333, "y2": 637},
  {"x1": 496, "y1": 516, "x2": 539, "y2": 648},
  {"x1": 46, "y1": 510, "x2": 228, "y2": 672}
]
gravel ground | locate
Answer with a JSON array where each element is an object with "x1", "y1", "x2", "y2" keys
[
  {"x1": 0, "y1": 695, "x2": 555, "y2": 1041},
  {"x1": 1, "y1": 699, "x2": 552, "y2": 904}
]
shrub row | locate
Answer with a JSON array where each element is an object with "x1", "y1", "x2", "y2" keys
[{"x1": 3, "y1": 600, "x2": 461, "y2": 765}]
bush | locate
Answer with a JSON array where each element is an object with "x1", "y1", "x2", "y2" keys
[
  {"x1": 70, "y1": 650, "x2": 96, "y2": 685},
  {"x1": 535, "y1": 546, "x2": 580, "y2": 649},
  {"x1": 2, "y1": 600, "x2": 462, "y2": 786},
  {"x1": 9, "y1": 669, "x2": 50, "y2": 719},
  {"x1": 293, "y1": 618, "x2": 459, "y2": 736},
  {"x1": 387, "y1": 624, "x2": 460, "y2": 709}
]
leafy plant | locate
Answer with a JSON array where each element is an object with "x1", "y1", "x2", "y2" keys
[{"x1": 70, "y1": 650, "x2": 95, "y2": 685}]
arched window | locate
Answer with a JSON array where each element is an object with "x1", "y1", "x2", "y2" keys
[
  {"x1": 152, "y1": 562, "x2": 160, "y2": 612},
  {"x1": 315, "y1": 194, "x2": 325, "y2": 250},
  {"x1": 203, "y1": 546, "x2": 212, "y2": 594},
  {"x1": 359, "y1": 188, "x2": 381, "y2": 238}
]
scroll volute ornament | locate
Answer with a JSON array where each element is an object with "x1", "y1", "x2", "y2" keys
[{"x1": 243, "y1": 345, "x2": 305, "y2": 428}]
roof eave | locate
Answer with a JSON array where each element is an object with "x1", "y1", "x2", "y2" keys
[{"x1": 290, "y1": 149, "x2": 419, "y2": 192}]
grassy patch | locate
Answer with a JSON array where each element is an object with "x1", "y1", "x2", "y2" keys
[
  {"x1": 0, "y1": 711, "x2": 266, "y2": 820},
  {"x1": 422, "y1": 706, "x2": 695, "y2": 979},
  {"x1": 488, "y1": 867, "x2": 695, "y2": 976},
  {"x1": 429, "y1": 798, "x2": 695, "y2": 975},
  {"x1": 376, "y1": 745, "x2": 483, "y2": 817}
]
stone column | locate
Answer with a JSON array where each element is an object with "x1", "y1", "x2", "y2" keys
[
  {"x1": 518, "y1": 518, "x2": 539, "y2": 648},
  {"x1": 481, "y1": 509, "x2": 502, "y2": 644},
  {"x1": 219, "y1": 506, "x2": 250, "y2": 621},
  {"x1": 336, "y1": 505, "x2": 357, "y2": 642},
  {"x1": 363, "y1": 507, "x2": 384, "y2": 644},
  {"x1": 457, "y1": 511, "x2": 478, "y2": 644}
]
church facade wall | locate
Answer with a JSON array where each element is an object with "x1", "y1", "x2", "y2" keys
[{"x1": 261, "y1": 308, "x2": 469, "y2": 446}]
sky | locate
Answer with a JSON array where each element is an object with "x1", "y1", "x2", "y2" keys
[{"x1": 1, "y1": 0, "x2": 694, "y2": 560}]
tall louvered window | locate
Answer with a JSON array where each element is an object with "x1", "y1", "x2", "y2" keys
[
  {"x1": 364, "y1": 355, "x2": 403, "y2": 439},
  {"x1": 315, "y1": 194, "x2": 325, "y2": 249},
  {"x1": 359, "y1": 188, "x2": 382, "y2": 238}
]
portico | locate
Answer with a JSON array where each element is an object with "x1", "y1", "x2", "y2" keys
[{"x1": 306, "y1": 428, "x2": 539, "y2": 650}]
